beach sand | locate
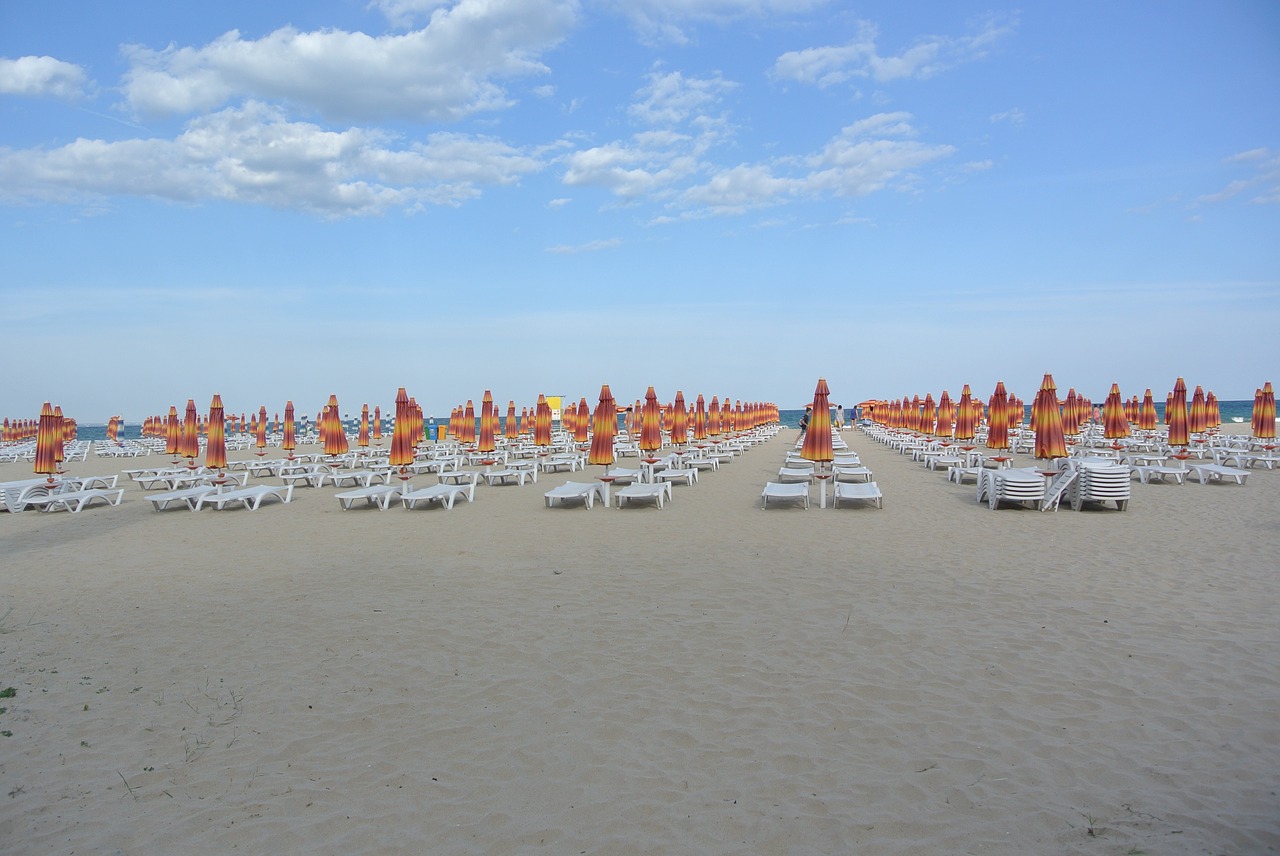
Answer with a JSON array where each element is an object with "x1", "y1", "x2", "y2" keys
[{"x1": 1, "y1": 429, "x2": 1277, "y2": 854}]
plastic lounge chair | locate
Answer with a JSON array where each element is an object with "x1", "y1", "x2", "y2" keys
[
  {"x1": 195, "y1": 484, "x2": 294, "y2": 511},
  {"x1": 777, "y1": 467, "x2": 815, "y2": 484},
  {"x1": 1070, "y1": 465, "x2": 1131, "y2": 511},
  {"x1": 318, "y1": 469, "x2": 379, "y2": 488},
  {"x1": 761, "y1": 481, "x2": 809, "y2": 509},
  {"x1": 146, "y1": 485, "x2": 219, "y2": 511},
  {"x1": 655, "y1": 468, "x2": 698, "y2": 486},
  {"x1": 986, "y1": 471, "x2": 1046, "y2": 510},
  {"x1": 616, "y1": 482, "x2": 672, "y2": 508},
  {"x1": 1133, "y1": 464, "x2": 1187, "y2": 485},
  {"x1": 482, "y1": 468, "x2": 532, "y2": 486},
  {"x1": 26, "y1": 488, "x2": 125, "y2": 513},
  {"x1": 401, "y1": 480, "x2": 476, "y2": 510},
  {"x1": 833, "y1": 465, "x2": 873, "y2": 483},
  {"x1": 600, "y1": 467, "x2": 642, "y2": 484},
  {"x1": 543, "y1": 481, "x2": 605, "y2": 509},
  {"x1": 1186, "y1": 463, "x2": 1249, "y2": 485},
  {"x1": 1040, "y1": 470, "x2": 1078, "y2": 512},
  {"x1": 335, "y1": 484, "x2": 404, "y2": 510},
  {"x1": 832, "y1": 481, "x2": 883, "y2": 509}
]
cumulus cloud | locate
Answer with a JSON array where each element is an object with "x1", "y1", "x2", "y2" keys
[
  {"x1": 0, "y1": 55, "x2": 89, "y2": 99},
  {"x1": 121, "y1": 0, "x2": 578, "y2": 122},
  {"x1": 0, "y1": 102, "x2": 543, "y2": 217},
  {"x1": 772, "y1": 15, "x2": 1015, "y2": 87},
  {"x1": 545, "y1": 237, "x2": 621, "y2": 253},
  {"x1": 628, "y1": 69, "x2": 736, "y2": 126},
  {"x1": 1197, "y1": 147, "x2": 1280, "y2": 206},
  {"x1": 601, "y1": 0, "x2": 826, "y2": 45}
]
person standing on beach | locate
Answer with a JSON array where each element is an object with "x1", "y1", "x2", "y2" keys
[
  {"x1": 799, "y1": 404, "x2": 812, "y2": 438},
  {"x1": 835, "y1": 404, "x2": 845, "y2": 430}
]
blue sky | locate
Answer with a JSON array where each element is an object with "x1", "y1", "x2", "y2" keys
[{"x1": 2, "y1": 0, "x2": 1277, "y2": 422}]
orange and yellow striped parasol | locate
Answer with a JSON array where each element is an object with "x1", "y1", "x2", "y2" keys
[
  {"x1": 390, "y1": 387, "x2": 414, "y2": 469},
  {"x1": 1188, "y1": 385, "x2": 1208, "y2": 435},
  {"x1": 1253, "y1": 381, "x2": 1276, "y2": 440},
  {"x1": 359, "y1": 404, "x2": 371, "y2": 448},
  {"x1": 205, "y1": 394, "x2": 227, "y2": 470},
  {"x1": 954, "y1": 384, "x2": 977, "y2": 442},
  {"x1": 478, "y1": 391, "x2": 496, "y2": 454},
  {"x1": 1102, "y1": 383, "x2": 1130, "y2": 440},
  {"x1": 575, "y1": 397, "x2": 590, "y2": 445},
  {"x1": 986, "y1": 382, "x2": 1010, "y2": 451},
  {"x1": 935, "y1": 390, "x2": 954, "y2": 438},
  {"x1": 1167, "y1": 378, "x2": 1189, "y2": 447},
  {"x1": 639, "y1": 386, "x2": 662, "y2": 455},
  {"x1": 800, "y1": 378, "x2": 834, "y2": 464},
  {"x1": 33, "y1": 402, "x2": 60, "y2": 478},
  {"x1": 588, "y1": 384, "x2": 617, "y2": 468},
  {"x1": 534, "y1": 394, "x2": 553, "y2": 447},
  {"x1": 181, "y1": 399, "x2": 200, "y2": 463},
  {"x1": 323, "y1": 395, "x2": 349, "y2": 456},
  {"x1": 671, "y1": 390, "x2": 688, "y2": 446},
  {"x1": 283, "y1": 401, "x2": 296, "y2": 454}
]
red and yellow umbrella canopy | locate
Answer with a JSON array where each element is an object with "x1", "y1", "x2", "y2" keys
[
  {"x1": 461, "y1": 400, "x2": 477, "y2": 445},
  {"x1": 588, "y1": 384, "x2": 617, "y2": 467},
  {"x1": 33, "y1": 402, "x2": 60, "y2": 477},
  {"x1": 206, "y1": 394, "x2": 227, "y2": 470},
  {"x1": 707, "y1": 395, "x2": 721, "y2": 437},
  {"x1": 372, "y1": 405, "x2": 382, "y2": 442},
  {"x1": 986, "y1": 382, "x2": 1010, "y2": 451},
  {"x1": 574, "y1": 397, "x2": 590, "y2": 444},
  {"x1": 1188, "y1": 385, "x2": 1208, "y2": 435},
  {"x1": 693, "y1": 394, "x2": 708, "y2": 441},
  {"x1": 182, "y1": 399, "x2": 200, "y2": 461},
  {"x1": 1138, "y1": 389, "x2": 1158, "y2": 431},
  {"x1": 954, "y1": 384, "x2": 977, "y2": 441},
  {"x1": 506, "y1": 401, "x2": 519, "y2": 440},
  {"x1": 165, "y1": 405, "x2": 180, "y2": 456},
  {"x1": 390, "y1": 387, "x2": 414, "y2": 468},
  {"x1": 934, "y1": 391, "x2": 954, "y2": 438},
  {"x1": 478, "y1": 391, "x2": 496, "y2": 454},
  {"x1": 1032, "y1": 374, "x2": 1068, "y2": 461},
  {"x1": 359, "y1": 404, "x2": 371, "y2": 448},
  {"x1": 256, "y1": 405, "x2": 268, "y2": 450},
  {"x1": 639, "y1": 386, "x2": 663, "y2": 454},
  {"x1": 1102, "y1": 383, "x2": 1130, "y2": 440},
  {"x1": 1167, "y1": 378, "x2": 1189, "y2": 447},
  {"x1": 283, "y1": 401, "x2": 296, "y2": 452},
  {"x1": 800, "y1": 378, "x2": 834, "y2": 464},
  {"x1": 534, "y1": 394, "x2": 553, "y2": 447},
  {"x1": 920, "y1": 393, "x2": 935, "y2": 437},
  {"x1": 1253, "y1": 381, "x2": 1276, "y2": 440},
  {"x1": 323, "y1": 395, "x2": 350, "y2": 456},
  {"x1": 670, "y1": 390, "x2": 688, "y2": 446}
]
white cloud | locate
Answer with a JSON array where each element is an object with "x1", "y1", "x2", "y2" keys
[
  {"x1": 601, "y1": 0, "x2": 826, "y2": 46},
  {"x1": 0, "y1": 55, "x2": 89, "y2": 99},
  {"x1": 1196, "y1": 147, "x2": 1280, "y2": 207},
  {"x1": 772, "y1": 15, "x2": 1015, "y2": 87},
  {"x1": 121, "y1": 0, "x2": 578, "y2": 122},
  {"x1": 369, "y1": 0, "x2": 454, "y2": 28},
  {"x1": 990, "y1": 108, "x2": 1025, "y2": 126},
  {"x1": 544, "y1": 237, "x2": 621, "y2": 253},
  {"x1": 0, "y1": 102, "x2": 543, "y2": 217},
  {"x1": 627, "y1": 69, "x2": 736, "y2": 126}
]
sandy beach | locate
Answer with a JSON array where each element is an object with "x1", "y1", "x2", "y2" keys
[{"x1": 2, "y1": 427, "x2": 1277, "y2": 854}]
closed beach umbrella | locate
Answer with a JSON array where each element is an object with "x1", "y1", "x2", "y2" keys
[
  {"x1": 588, "y1": 384, "x2": 617, "y2": 468},
  {"x1": 671, "y1": 390, "x2": 688, "y2": 447},
  {"x1": 390, "y1": 387, "x2": 414, "y2": 469},
  {"x1": 323, "y1": 395, "x2": 349, "y2": 456},
  {"x1": 359, "y1": 404, "x2": 370, "y2": 448},
  {"x1": 505, "y1": 401, "x2": 519, "y2": 440},
  {"x1": 1102, "y1": 383, "x2": 1130, "y2": 440},
  {"x1": 372, "y1": 406, "x2": 382, "y2": 443},
  {"x1": 1167, "y1": 378, "x2": 1190, "y2": 447},
  {"x1": 1205, "y1": 391, "x2": 1220, "y2": 429},
  {"x1": 256, "y1": 405, "x2": 268, "y2": 452},
  {"x1": 478, "y1": 391, "x2": 496, "y2": 454},
  {"x1": 33, "y1": 402, "x2": 60, "y2": 478},
  {"x1": 1188, "y1": 385, "x2": 1208, "y2": 435},
  {"x1": 986, "y1": 382, "x2": 1010, "y2": 451},
  {"x1": 205, "y1": 394, "x2": 227, "y2": 471},
  {"x1": 1138, "y1": 389, "x2": 1158, "y2": 431},
  {"x1": 801, "y1": 378, "x2": 834, "y2": 464},
  {"x1": 708, "y1": 395, "x2": 721, "y2": 438},
  {"x1": 1254, "y1": 381, "x2": 1276, "y2": 440},
  {"x1": 181, "y1": 399, "x2": 200, "y2": 463},
  {"x1": 283, "y1": 401, "x2": 296, "y2": 454},
  {"x1": 461, "y1": 400, "x2": 476, "y2": 445},
  {"x1": 165, "y1": 405, "x2": 180, "y2": 457},
  {"x1": 639, "y1": 386, "x2": 663, "y2": 455},
  {"x1": 534, "y1": 394, "x2": 553, "y2": 447},
  {"x1": 575, "y1": 397, "x2": 590, "y2": 445},
  {"x1": 935, "y1": 391, "x2": 954, "y2": 439},
  {"x1": 693, "y1": 394, "x2": 708, "y2": 441},
  {"x1": 1032, "y1": 374, "x2": 1068, "y2": 462},
  {"x1": 954, "y1": 385, "x2": 977, "y2": 441}
]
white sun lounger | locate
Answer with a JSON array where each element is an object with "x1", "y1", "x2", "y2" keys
[
  {"x1": 761, "y1": 481, "x2": 809, "y2": 509},
  {"x1": 1186, "y1": 463, "x2": 1249, "y2": 485},
  {"x1": 777, "y1": 467, "x2": 815, "y2": 483},
  {"x1": 195, "y1": 484, "x2": 294, "y2": 511},
  {"x1": 616, "y1": 482, "x2": 673, "y2": 508},
  {"x1": 25, "y1": 488, "x2": 125, "y2": 513},
  {"x1": 832, "y1": 481, "x2": 883, "y2": 509},
  {"x1": 146, "y1": 485, "x2": 219, "y2": 511},
  {"x1": 655, "y1": 468, "x2": 698, "y2": 486},
  {"x1": 543, "y1": 481, "x2": 606, "y2": 509},
  {"x1": 483, "y1": 468, "x2": 533, "y2": 486},
  {"x1": 401, "y1": 480, "x2": 476, "y2": 510},
  {"x1": 334, "y1": 484, "x2": 404, "y2": 510}
]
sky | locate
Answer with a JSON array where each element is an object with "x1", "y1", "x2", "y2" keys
[{"x1": 2, "y1": 0, "x2": 1278, "y2": 422}]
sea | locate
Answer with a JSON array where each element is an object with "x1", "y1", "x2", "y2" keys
[{"x1": 65, "y1": 401, "x2": 1266, "y2": 440}]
